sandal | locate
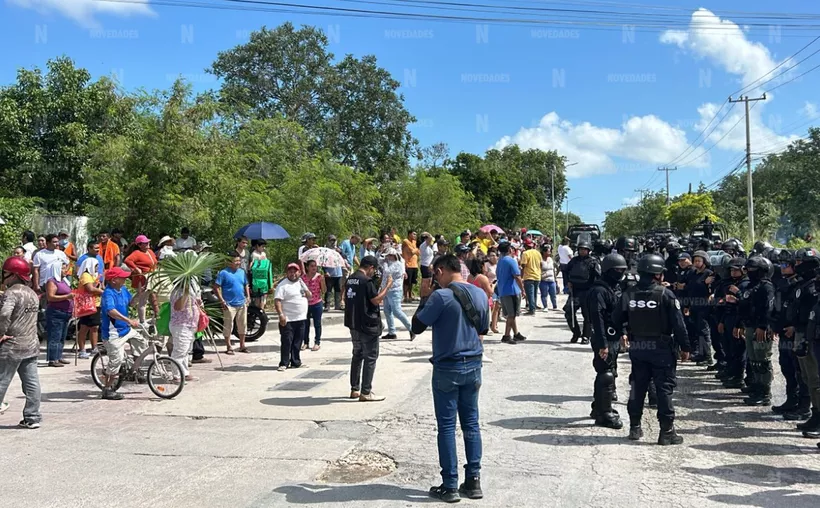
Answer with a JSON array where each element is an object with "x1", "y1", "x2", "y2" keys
[
  {"x1": 311, "y1": 345, "x2": 321, "y2": 351},
  {"x1": 238, "y1": 347, "x2": 250, "y2": 353},
  {"x1": 225, "y1": 349, "x2": 235, "y2": 355}
]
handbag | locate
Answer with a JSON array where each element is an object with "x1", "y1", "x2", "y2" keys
[
  {"x1": 73, "y1": 289, "x2": 97, "y2": 318},
  {"x1": 196, "y1": 305, "x2": 210, "y2": 333}
]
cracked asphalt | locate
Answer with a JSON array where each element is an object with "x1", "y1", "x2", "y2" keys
[{"x1": 2, "y1": 295, "x2": 819, "y2": 507}]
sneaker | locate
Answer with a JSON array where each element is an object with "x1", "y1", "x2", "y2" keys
[
  {"x1": 191, "y1": 357, "x2": 213, "y2": 364},
  {"x1": 350, "y1": 391, "x2": 360, "y2": 399},
  {"x1": 381, "y1": 333, "x2": 397, "y2": 341},
  {"x1": 513, "y1": 333, "x2": 527, "y2": 342},
  {"x1": 101, "y1": 390, "x2": 124, "y2": 401},
  {"x1": 78, "y1": 352, "x2": 91, "y2": 360},
  {"x1": 47, "y1": 361, "x2": 64, "y2": 368},
  {"x1": 429, "y1": 485, "x2": 460, "y2": 503},
  {"x1": 58, "y1": 359, "x2": 71, "y2": 365},
  {"x1": 501, "y1": 335, "x2": 517, "y2": 345},
  {"x1": 458, "y1": 476, "x2": 483, "y2": 500},
  {"x1": 580, "y1": 337, "x2": 590, "y2": 345},
  {"x1": 570, "y1": 334, "x2": 580, "y2": 343},
  {"x1": 359, "y1": 392, "x2": 386, "y2": 402},
  {"x1": 277, "y1": 366, "x2": 287, "y2": 372},
  {"x1": 18, "y1": 420, "x2": 41, "y2": 429},
  {"x1": 0, "y1": 402, "x2": 9, "y2": 414},
  {"x1": 482, "y1": 355, "x2": 493, "y2": 364}
]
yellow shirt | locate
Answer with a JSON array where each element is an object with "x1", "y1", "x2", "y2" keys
[
  {"x1": 478, "y1": 238, "x2": 493, "y2": 255},
  {"x1": 79, "y1": 272, "x2": 102, "y2": 307},
  {"x1": 393, "y1": 234, "x2": 402, "y2": 245},
  {"x1": 520, "y1": 249, "x2": 543, "y2": 281}
]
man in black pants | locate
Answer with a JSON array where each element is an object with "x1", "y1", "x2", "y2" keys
[{"x1": 344, "y1": 256, "x2": 391, "y2": 402}]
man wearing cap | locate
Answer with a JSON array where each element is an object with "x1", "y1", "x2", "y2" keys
[
  {"x1": 214, "y1": 254, "x2": 251, "y2": 355},
  {"x1": 100, "y1": 267, "x2": 146, "y2": 400},
  {"x1": 58, "y1": 229, "x2": 77, "y2": 269},
  {"x1": 520, "y1": 239, "x2": 542, "y2": 315},
  {"x1": 456, "y1": 231, "x2": 471, "y2": 251},
  {"x1": 344, "y1": 256, "x2": 392, "y2": 402},
  {"x1": 274, "y1": 264, "x2": 312, "y2": 371}
]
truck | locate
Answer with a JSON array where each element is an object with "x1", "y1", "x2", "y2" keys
[{"x1": 566, "y1": 224, "x2": 601, "y2": 249}]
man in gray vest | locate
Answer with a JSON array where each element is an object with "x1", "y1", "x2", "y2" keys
[{"x1": 614, "y1": 253, "x2": 690, "y2": 445}]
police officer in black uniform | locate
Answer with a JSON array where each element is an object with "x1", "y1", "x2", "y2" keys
[
  {"x1": 564, "y1": 240, "x2": 600, "y2": 344},
  {"x1": 734, "y1": 256, "x2": 776, "y2": 406},
  {"x1": 788, "y1": 248, "x2": 820, "y2": 428},
  {"x1": 614, "y1": 253, "x2": 690, "y2": 445},
  {"x1": 664, "y1": 241, "x2": 683, "y2": 287},
  {"x1": 770, "y1": 249, "x2": 812, "y2": 420},
  {"x1": 717, "y1": 257, "x2": 750, "y2": 389},
  {"x1": 585, "y1": 253, "x2": 628, "y2": 430},
  {"x1": 686, "y1": 251, "x2": 715, "y2": 366},
  {"x1": 802, "y1": 268, "x2": 820, "y2": 441}
]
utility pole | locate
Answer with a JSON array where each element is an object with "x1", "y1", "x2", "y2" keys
[
  {"x1": 634, "y1": 188, "x2": 648, "y2": 205},
  {"x1": 549, "y1": 161, "x2": 556, "y2": 245},
  {"x1": 658, "y1": 166, "x2": 677, "y2": 227},
  {"x1": 729, "y1": 94, "x2": 767, "y2": 244}
]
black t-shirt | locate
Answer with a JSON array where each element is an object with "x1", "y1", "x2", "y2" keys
[{"x1": 344, "y1": 271, "x2": 382, "y2": 336}]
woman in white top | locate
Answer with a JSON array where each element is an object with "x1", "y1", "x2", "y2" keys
[
  {"x1": 539, "y1": 244, "x2": 558, "y2": 310},
  {"x1": 419, "y1": 233, "x2": 435, "y2": 281}
]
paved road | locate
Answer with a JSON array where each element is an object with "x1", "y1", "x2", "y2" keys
[{"x1": 2, "y1": 295, "x2": 819, "y2": 507}]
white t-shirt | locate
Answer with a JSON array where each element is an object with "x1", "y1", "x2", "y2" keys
[
  {"x1": 22, "y1": 242, "x2": 36, "y2": 262},
  {"x1": 558, "y1": 245, "x2": 573, "y2": 264},
  {"x1": 176, "y1": 236, "x2": 196, "y2": 250},
  {"x1": 32, "y1": 249, "x2": 69, "y2": 286},
  {"x1": 419, "y1": 242, "x2": 435, "y2": 267},
  {"x1": 274, "y1": 278, "x2": 309, "y2": 321}
]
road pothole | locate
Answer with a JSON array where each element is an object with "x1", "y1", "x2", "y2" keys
[{"x1": 317, "y1": 449, "x2": 398, "y2": 484}]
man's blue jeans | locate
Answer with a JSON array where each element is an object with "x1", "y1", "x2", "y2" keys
[
  {"x1": 539, "y1": 280, "x2": 557, "y2": 309},
  {"x1": 432, "y1": 360, "x2": 482, "y2": 489},
  {"x1": 523, "y1": 280, "x2": 539, "y2": 313}
]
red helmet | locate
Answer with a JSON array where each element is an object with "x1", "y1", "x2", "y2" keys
[{"x1": 2, "y1": 257, "x2": 31, "y2": 282}]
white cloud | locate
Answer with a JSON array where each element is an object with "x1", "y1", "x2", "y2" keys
[
  {"x1": 493, "y1": 112, "x2": 705, "y2": 178},
  {"x1": 8, "y1": 0, "x2": 155, "y2": 28},
  {"x1": 801, "y1": 101, "x2": 818, "y2": 119},
  {"x1": 622, "y1": 196, "x2": 641, "y2": 206},
  {"x1": 660, "y1": 8, "x2": 780, "y2": 92}
]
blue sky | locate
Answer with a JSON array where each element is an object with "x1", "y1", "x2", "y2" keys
[{"x1": 3, "y1": 0, "x2": 819, "y2": 231}]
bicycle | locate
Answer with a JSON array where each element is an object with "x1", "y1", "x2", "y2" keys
[{"x1": 90, "y1": 323, "x2": 185, "y2": 399}]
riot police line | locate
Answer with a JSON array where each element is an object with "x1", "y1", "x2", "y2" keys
[{"x1": 561, "y1": 234, "x2": 820, "y2": 449}]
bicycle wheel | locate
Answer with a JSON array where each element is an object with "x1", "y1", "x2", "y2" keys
[
  {"x1": 147, "y1": 356, "x2": 185, "y2": 399},
  {"x1": 90, "y1": 353, "x2": 126, "y2": 391}
]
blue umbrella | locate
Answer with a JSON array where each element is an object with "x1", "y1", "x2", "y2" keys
[
  {"x1": 234, "y1": 222, "x2": 290, "y2": 240},
  {"x1": 527, "y1": 230, "x2": 543, "y2": 237}
]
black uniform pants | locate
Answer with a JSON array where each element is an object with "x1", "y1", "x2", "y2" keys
[
  {"x1": 350, "y1": 330, "x2": 380, "y2": 395},
  {"x1": 564, "y1": 290, "x2": 590, "y2": 338},
  {"x1": 777, "y1": 338, "x2": 808, "y2": 401},
  {"x1": 722, "y1": 315, "x2": 746, "y2": 379},
  {"x1": 690, "y1": 308, "x2": 712, "y2": 359},
  {"x1": 710, "y1": 315, "x2": 725, "y2": 363},
  {"x1": 591, "y1": 340, "x2": 620, "y2": 417},
  {"x1": 627, "y1": 343, "x2": 678, "y2": 426}
]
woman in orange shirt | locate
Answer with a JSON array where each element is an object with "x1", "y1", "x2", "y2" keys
[{"x1": 124, "y1": 235, "x2": 158, "y2": 323}]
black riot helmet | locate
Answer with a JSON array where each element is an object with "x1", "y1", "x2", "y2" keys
[
  {"x1": 644, "y1": 238, "x2": 657, "y2": 253},
  {"x1": 745, "y1": 256, "x2": 773, "y2": 280},
  {"x1": 727, "y1": 256, "x2": 746, "y2": 278},
  {"x1": 592, "y1": 239, "x2": 606, "y2": 256},
  {"x1": 697, "y1": 238, "x2": 712, "y2": 252},
  {"x1": 693, "y1": 250, "x2": 710, "y2": 266},
  {"x1": 766, "y1": 248, "x2": 782, "y2": 263},
  {"x1": 577, "y1": 240, "x2": 592, "y2": 252},
  {"x1": 722, "y1": 238, "x2": 740, "y2": 255},
  {"x1": 637, "y1": 253, "x2": 665, "y2": 276},
  {"x1": 778, "y1": 249, "x2": 795, "y2": 265},
  {"x1": 602, "y1": 239, "x2": 614, "y2": 252},
  {"x1": 795, "y1": 247, "x2": 820, "y2": 277},
  {"x1": 666, "y1": 241, "x2": 682, "y2": 254},
  {"x1": 601, "y1": 253, "x2": 628, "y2": 273},
  {"x1": 753, "y1": 240, "x2": 772, "y2": 255},
  {"x1": 615, "y1": 236, "x2": 637, "y2": 252}
]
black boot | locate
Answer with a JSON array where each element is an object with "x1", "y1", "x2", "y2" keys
[
  {"x1": 458, "y1": 476, "x2": 483, "y2": 499},
  {"x1": 745, "y1": 362, "x2": 773, "y2": 406},
  {"x1": 593, "y1": 371, "x2": 623, "y2": 429},
  {"x1": 797, "y1": 407, "x2": 820, "y2": 431},
  {"x1": 658, "y1": 422, "x2": 684, "y2": 445},
  {"x1": 722, "y1": 376, "x2": 744, "y2": 389},
  {"x1": 628, "y1": 425, "x2": 643, "y2": 441},
  {"x1": 782, "y1": 398, "x2": 812, "y2": 421},
  {"x1": 715, "y1": 368, "x2": 732, "y2": 380},
  {"x1": 772, "y1": 395, "x2": 800, "y2": 415}
]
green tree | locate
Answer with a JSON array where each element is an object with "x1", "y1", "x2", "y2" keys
[
  {"x1": 0, "y1": 197, "x2": 38, "y2": 254},
  {"x1": 666, "y1": 192, "x2": 719, "y2": 234},
  {"x1": 0, "y1": 57, "x2": 135, "y2": 213}
]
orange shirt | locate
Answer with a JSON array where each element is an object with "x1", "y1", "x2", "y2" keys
[
  {"x1": 99, "y1": 241, "x2": 121, "y2": 270},
  {"x1": 63, "y1": 242, "x2": 76, "y2": 275},
  {"x1": 124, "y1": 249, "x2": 158, "y2": 273},
  {"x1": 402, "y1": 239, "x2": 419, "y2": 269}
]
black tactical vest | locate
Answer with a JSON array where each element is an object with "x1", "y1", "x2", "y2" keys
[
  {"x1": 569, "y1": 257, "x2": 592, "y2": 285},
  {"x1": 627, "y1": 284, "x2": 668, "y2": 338}
]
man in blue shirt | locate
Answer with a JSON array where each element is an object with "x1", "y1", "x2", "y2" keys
[
  {"x1": 214, "y1": 254, "x2": 250, "y2": 354},
  {"x1": 412, "y1": 254, "x2": 488, "y2": 503},
  {"x1": 495, "y1": 242, "x2": 526, "y2": 344},
  {"x1": 100, "y1": 267, "x2": 145, "y2": 400}
]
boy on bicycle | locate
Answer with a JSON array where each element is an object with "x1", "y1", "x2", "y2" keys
[{"x1": 100, "y1": 267, "x2": 147, "y2": 400}]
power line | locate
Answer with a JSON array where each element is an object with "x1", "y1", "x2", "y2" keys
[
  {"x1": 731, "y1": 35, "x2": 820, "y2": 97},
  {"x1": 766, "y1": 61, "x2": 820, "y2": 93}
]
